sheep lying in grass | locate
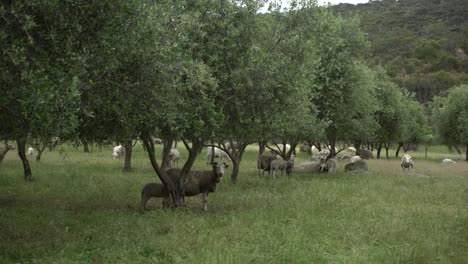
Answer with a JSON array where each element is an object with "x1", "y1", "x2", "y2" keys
[
  {"x1": 345, "y1": 160, "x2": 368, "y2": 172},
  {"x1": 140, "y1": 183, "x2": 170, "y2": 211},
  {"x1": 349, "y1": 155, "x2": 362, "y2": 163},
  {"x1": 347, "y1": 147, "x2": 356, "y2": 153},
  {"x1": 356, "y1": 149, "x2": 373, "y2": 159},
  {"x1": 441, "y1": 158, "x2": 456, "y2": 164},
  {"x1": 295, "y1": 160, "x2": 322, "y2": 173},
  {"x1": 270, "y1": 159, "x2": 294, "y2": 178},
  {"x1": 166, "y1": 162, "x2": 228, "y2": 211},
  {"x1": 401, "y1": 154, "x2": 413, "y2": 171},
  {"x1": 299, "y1": 144, "x2": 312, "y2": 155},
  {"x1": 340, "y1": 154, "x2": 351, "y2": 162}
]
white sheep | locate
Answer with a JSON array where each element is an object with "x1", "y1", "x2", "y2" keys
[
  {"x1": 112, "y1": 145, "x2": 124, "y2": 159},
  {"x1": 401, "y1": 154, "x2": 413, "y2": 171},
  {"x1": 206, "y1": 146, "x2": 231, "y2": 161},
  {"x1": 168, "y1": 148, "x2": 180, "y2": 168},
  {"x1": 349, "y1": 155, "x2": 362, "y2": 163},
  {"x1": 441, "y1": 158, "x2": 456, "y2": 164},
  {"x1": 347, "y1": 147, "x2": 356, "y2": 153},
  {"x1": 27, "y1": 147, "x2": 34, "y2": 157}
]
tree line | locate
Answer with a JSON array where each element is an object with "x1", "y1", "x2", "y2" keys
[{"x1": 1, "y1": 0, "x2": 467, "y2": 207}]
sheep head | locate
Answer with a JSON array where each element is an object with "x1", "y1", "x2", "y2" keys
[{"x1": 211, "y1": 162, "x2": 229, "y2": 181}]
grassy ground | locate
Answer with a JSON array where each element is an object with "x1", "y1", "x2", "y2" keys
[{"x1": 0, "y1": 144, "x2": 467, "y2": 263}]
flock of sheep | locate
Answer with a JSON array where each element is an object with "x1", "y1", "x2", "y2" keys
[{"x1": 136, "y1": 142, "x2": 462, "y2": 211}]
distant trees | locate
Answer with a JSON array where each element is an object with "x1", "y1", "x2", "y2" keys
[{"x1": 433, "y1": 85, "x2": 468, "y2": 161}]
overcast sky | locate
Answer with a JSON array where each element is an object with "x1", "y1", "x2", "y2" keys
[{"x1": 259, "y1": 0, "x2": 369, "y2": 12}]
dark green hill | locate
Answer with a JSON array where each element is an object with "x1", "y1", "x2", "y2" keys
[{"x1": 331, "y1": 0, "x2": 468, "y2": 103}]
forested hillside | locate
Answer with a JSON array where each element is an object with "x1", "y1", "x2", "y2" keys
[{"x1": 331, "y1": 0, "x2": 468, "y2": 104}]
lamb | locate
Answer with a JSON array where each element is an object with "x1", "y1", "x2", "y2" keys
[
  {"x1": 355, "y1": 149, "x2": 374, "y2": 159},
  {"x1": 166, "y1": 162, "x2": 228, "y2": 211},
  {"x1": 27, "y1": 147, "x2": 34, "y2": 157},
  {"x1": 401, "y1": 154, "x2": 414, "y2": 171},
  {"x1": 206, "y1": 146, "x2": 231, "y2": 162},
  {"x1": 140, "y1": 183, "x2": 170, "y2": 211},
  {"x1": 257, "y1": 155, "x2": 278, "y2": 177},
  {"x1": 0, "y1": 144, "x2": 15, "y2": 163},
  {"x1": 270, "y1": 159, "x2": 294, "y2": 178},
  {"x1": 441, "y1": 158, "x2": 456, "y2": 164},
  {"x1": 168, "y1": 148, "x2": 180, "y2": 168},
  {"x1": 349, "y1": 155, "x2": 362, "y2": 163},
  {"x1": 112, "y1": 145, "x2": 124, "y2": 159}
]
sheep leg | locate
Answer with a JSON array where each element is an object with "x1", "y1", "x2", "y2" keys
[
  {"x1": 140, "y1": 194, "x2": 151, "y2": 211},
  {"x1": 202, "y1": 192, "x2": 208, "y2": 211}
]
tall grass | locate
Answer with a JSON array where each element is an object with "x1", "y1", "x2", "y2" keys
[{"x1": 0, "y1": 144, "x2": 467, "y2": 263}]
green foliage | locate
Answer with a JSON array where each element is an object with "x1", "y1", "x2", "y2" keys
[
  {"x1": 331, "y1": 0, "x2": 468, "y2": 104},
  {"x1": 432, "y1": 85, "x2": 468, "y2": 158}
]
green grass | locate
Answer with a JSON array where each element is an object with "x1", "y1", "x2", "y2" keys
[{"x1": 0, "y1": 144, "x2": 467, "y2": 263}]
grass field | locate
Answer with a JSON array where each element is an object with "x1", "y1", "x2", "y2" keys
[{"x1": 0, "y1": 144, "x2": 467, "y2": 263}]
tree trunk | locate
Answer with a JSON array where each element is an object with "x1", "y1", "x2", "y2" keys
[
  {"x1": 425, "y1": 145, "x2": 428, "y2": 159},
  {"x1": 395, "y1": 143, "x2": 403, "y2": 158},
  {"x1": 17, "y1": 138, "x2": 33, "y2": 181},
  {"x1": 123, "y1": 140, "x2": 133, "y2": 172},
  {"x1": 465, "y1": 144, "x2": 468, "y2": 161},
  {"x1": 384, "y1": 143, "x2": 390, "y2": 159},
  {"x1": 141, "y1": 135, "x2": 178, "y2": 206},
  {"x1": 35, "y1": 144, "x2": 47, "y2": 161},
  {"x1": 161, "y1": 139, "x2": 173, "y2": 171},
  {"x1": 83, "y1": 141, "x2": 90, "y2": 153},
  {"x1": 376, "y1": 142, "x2": 382, "y2": 159},
  {"x1": 258, "y1": 141, "x2": 266, "y2": 156},
  {"x1": 230, "y1": 144, "x2": 246, "y2": 184}
]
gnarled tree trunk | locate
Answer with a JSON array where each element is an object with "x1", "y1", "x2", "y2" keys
[
  {"x1": 376, "y1": 142, "x2": 382, "y2": 159},
  {"x1": 17, "y1": 138, "x2": 33, "y2": 181},
  {"x1": 123, "y1": 140, "x2": 133, "y2": 172}
]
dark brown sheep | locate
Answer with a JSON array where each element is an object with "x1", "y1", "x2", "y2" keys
[
  {"x1": 166, "y1": 162, "x2": 228, "y2": 211},
  {"x1": 140, "y1": 183, "x2": 170, "y2": 211}
]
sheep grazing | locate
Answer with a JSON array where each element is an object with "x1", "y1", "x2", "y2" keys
[
  {"x1": 169, "y1": 148, "x2": 180, "y2": 168},
  {"x1": 345, "y1": 160, "x2": 368, "y2": 172},
  {"x1": 356, "y1": 149, "x2": 374, "y2": 159},
  {"x1": 299, "y1": 144, "x2": 312, "y2": 155},
  {"x1": 0, "y1": 144, "x2": 15, "y2": 163},
  {"x1": 401, "y1": 154, "x2": 414, "y2": 171},
  {"x1": 112, "y1": 145, "x2": 124, "y2": 159},
  {"x1": 257, "y1": 155, "x2": 278, "y2": 177},
  {"x1": 27, "y1": 147, "x2": 34, "y2": 157},
  {"x1": 166, "y1": 162, "x2": 228, "y2": 211},
  {"x1": 441, "y1": 158, "x2": 456, "y2": 164},
  {"x1": 140, "y1": 183, "x2": 170, "y2": 211},
  {"x1": 349, "y1": 155, "x2": 362, "y2": 163},
  {"x1": 347, "y1": 147, "x2": 356, "y2": 153},
  {"x1": 206, "y1": 146, "x2": 231, "y2": 162},
  {"x1": 270, "y1": 159, "x2": 294, "y2": 178}
]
